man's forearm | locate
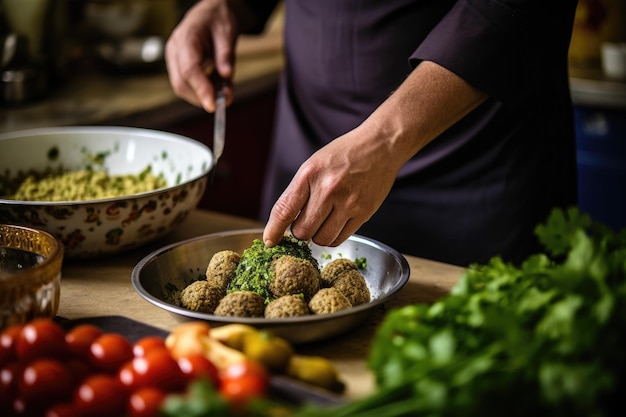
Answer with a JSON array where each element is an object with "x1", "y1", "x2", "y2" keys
[{"x1": 364, "y1": 60, "x2": 489, "y2": 169}]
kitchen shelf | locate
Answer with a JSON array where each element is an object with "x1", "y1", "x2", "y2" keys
[{"x1": 570, "y1": 74, "x2": 626, "y2": 109}]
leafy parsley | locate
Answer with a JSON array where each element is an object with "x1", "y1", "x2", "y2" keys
[{"x1": 297, "y1": 207, "x2": 626, "y2": 417}]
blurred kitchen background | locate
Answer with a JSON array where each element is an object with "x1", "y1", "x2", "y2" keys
[
  {"x1": 0, "y1": 0, "x2": 284, "y2": 222},
  {"x1": 0, "y1": 0, "x2": 624, "y2": 231},
  {"x1": 569, "y1": 0, "x2": 626, "y2": 232}
]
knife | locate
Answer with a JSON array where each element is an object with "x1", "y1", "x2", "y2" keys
[
  {"x1": 213, "y1": 87, "x2": 226, "y2": 162},
  {"x1": 212, "y1": 84, "x2": 226, "y2": 179}
]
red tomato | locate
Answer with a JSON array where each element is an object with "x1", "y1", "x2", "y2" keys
[
  {"x1": 117, "y1": 360, "x2": 139, "y2": 391},
  {"x1": 12, "y1": 393, "x2": 51, "y2": 416},
  {"x1": 45, "y1": 402, "x2": 84, "y2": 417},
  {"x1": 177, "y1": 354, "x2": 220, "y2": 387},
  {"x1": 219, "y1": 360, "x2": 269, "y2": 404},
  {"x1": 11, "y1": 395, "x2": 32, "y2": 415},
  {"x1": 132, "y1": 336, "x2": 167, "y2": 358},
  {"x1": 65, "y1": 358, "x2": 94, "y2": 385},
  {"x1": 15, "y1": 318, "x2": 68, "y2": 361},
  {"x1": 127, "y1": 386, "x2": 166, "y2": 417},
  {"x1": 124, "y1": 349, "x2": 185, "y2": 392},
  {"x1": 89, "y1": 333, "x2": 133, "y2": 373},
  {"x1": 65, "y1": 324, "x2": 103, "y2": 360},
  {"x1": 74, "y1": 374, "x2": 127, "y2": 417},
  {"x1": 0, "y1": 324, "x2": 23, "y2": 366},
  {"x1": 19, "y1": 358, "x2": 73, "y2": 405},
  {"x1": 0, "y1": 361, "x2": 24, "y2": 409}
]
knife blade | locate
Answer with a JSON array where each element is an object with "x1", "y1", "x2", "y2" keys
[{"x1": 213, "y1": 86, "x2": 226, "y2": 165}]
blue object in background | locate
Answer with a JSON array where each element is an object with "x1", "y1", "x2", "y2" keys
[{"x1": 574, "y1": 105, "x2": 626, "y2": 231}]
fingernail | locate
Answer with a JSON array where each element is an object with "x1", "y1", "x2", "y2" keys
[
  {"x1": 202, "y1": 99, "x2": 214, "y2": 113},
  {"x1": 264, "y1": 239, "x2": 274, "y2": 248}
]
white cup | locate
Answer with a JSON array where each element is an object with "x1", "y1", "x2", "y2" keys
[{"x1": 601, "y1": 42, "x2": 626, "y2": 81}]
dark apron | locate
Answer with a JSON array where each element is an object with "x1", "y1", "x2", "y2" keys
[{"x1": 259, "y1": 0, "x2": 578, "y2": 266}]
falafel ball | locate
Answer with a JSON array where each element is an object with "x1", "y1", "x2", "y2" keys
[
  {"x1": 214, "y1": 290, "x2": 265, "y2": 317},
  {"x1": 332, "y1": 269, "x2": 370, "y2": 306},
  {"x1": 265, "y1": 294, "x2": 310, "y2": 318},
  {"x1": 320, "y1": 258, "x2": 358, "y2": 287},
  {"x1": 308, "y1": 287, "x2": 352, "y2": 314},
  {"x1": 179, "y1": 280, "x2": 225, "y2": 314},
  {"x1": 270, "y1": 255, "x2": 321, "y2": 301},
  {"x1": 205, "y1": 250, "x2": 241, "y2": 292}
]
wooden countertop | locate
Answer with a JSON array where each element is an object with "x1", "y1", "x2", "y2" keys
[{"x1": 57, "y1": 209, "x2": 464, "y2": 400}]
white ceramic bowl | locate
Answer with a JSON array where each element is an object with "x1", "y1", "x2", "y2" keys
[
  {"x1": 131, "y1": 229, "x2": 411, "y2": 344},
  {"x1": 0, "y1": 126, "x2": 213, "y2": 259}
]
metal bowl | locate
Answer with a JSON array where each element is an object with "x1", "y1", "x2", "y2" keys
[{"x1": 131, "y1": 229, "x2": 410, "y2": 344}]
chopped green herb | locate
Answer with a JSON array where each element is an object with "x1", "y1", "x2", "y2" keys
[
  {"x1": 88, "y1": 150, "x2": 111, "y2": 166},
  {"x1": 355, "y1": 257, "x2": 367, "y2": 269},
  {"x1": 228, "y1": 235, "x2": 320, "y2": 303},
  {"x1": 47, "y1": 146, "x2": 59, "y2": 161},
  {"x1": 161, "y1": 378, "x2": 230, "y2": 416}
]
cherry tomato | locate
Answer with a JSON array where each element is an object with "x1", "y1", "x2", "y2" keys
[
  {"x1": 16, "y1": 318, "x2": 68, "y2": 361},
  {"x1": 0, "y1": 361, "x2": 24, "y2": 409},
  {"x1": 74, "y1": 374, "x2": 127, "y2": 417},
  {"x1": 65, "y1": 324, "x2": 103, "y2": 360},
  {"x1": 65, "y1": 358, "x2": 94, "y2": 385},
  {"x1": 117, "y1": 360, "x2": 139, "y2": 390},
  {"x1": 11, "y1": 395, "x2": 34, "y2": 416},
  {"x1": 123, "y1": 349, "x2": 185, "y2": 392},
  {"x1": 127, "y1": 386, "x2": 166, "y2": 417},
  {"x1": 89, "y1": 333, "x2": 133, "y2": 373},
  {"x1": 177, "y1": 354, "x2": 220, "y2": 387},
  {"x1": 0, "y1": 324, "x2": 23, "y2": 366},
  {"x1": 132, "y1": 336, "x2": 167, "y2": 358},
  {"x1": 13, "y1": 393, "x2": 51, "y2": 416},
  {"x1": 219, "y1": 360, "x2": 269, "y2": 404},
  {"x1": 45, "y1": 402, "x2": 84, "y2": 417},
  {"x1": 19, "y1": 358, "x2": 73, "y2": 406}
]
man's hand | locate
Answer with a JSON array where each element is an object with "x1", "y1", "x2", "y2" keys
[
  {"x1": 263, "y1": 124, "x2": 400, "y2": 249},
  {"x1": 263, "y1": 61, "x2": 488, "y2": 249},
  {"x1": 165, "y1": 0, "x2": 236, "y2": 112}
]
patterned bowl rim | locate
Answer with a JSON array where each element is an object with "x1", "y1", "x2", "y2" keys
[{"x1": 0, "y1": 126, "x2": 213, "y2": 206}]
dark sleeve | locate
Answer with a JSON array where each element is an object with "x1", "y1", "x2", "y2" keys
[
  {"x1": 410, "y1": 0, "x2": 577, "y2": 104},
  {"x1": 237, "y1": 0, "x2": 281, "y2": 34}
]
